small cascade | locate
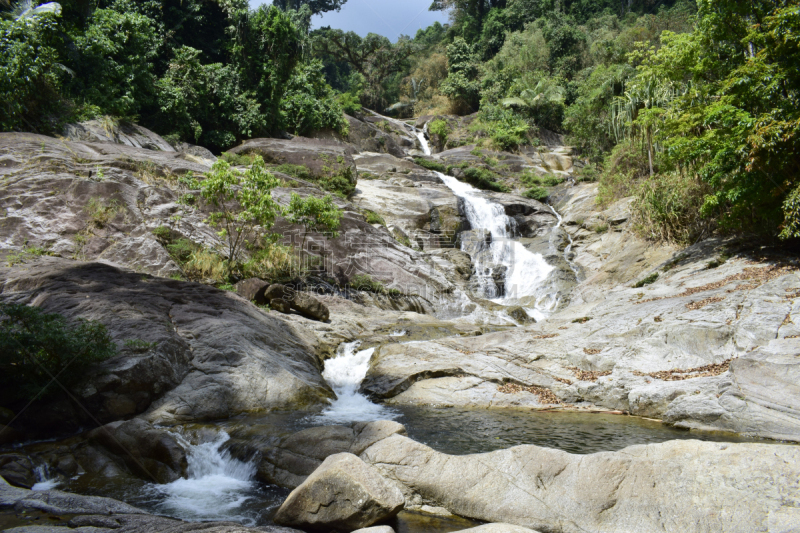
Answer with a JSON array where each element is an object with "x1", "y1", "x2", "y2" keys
[
  {"x1": 31, "y1": 464, "x2": 60, "y2": 491},
  {"x1": 152, "y1": 432, "x2": 259, "y2": 525},
  {"x1": 317, "y1": 341, "x2": 398, "y2": 424},
  {"x1": 416, "y1": 125, "x2": 432, "y2": 156}
]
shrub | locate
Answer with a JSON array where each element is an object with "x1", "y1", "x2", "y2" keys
[
  {"x1": 0, "y1": 303, "x2": 116, "y2": 403},
  {"x1": 183, "y1": 155, "x2": 282, "y2": 276},
  {"x1": 461, "y1": 167, "x2": 510, "y2": 193},
  {"x1": 428, "y1": 119, "x2": 451, "y2": 146},
  {"x1": 523, "y1": 186, "x2": 549, "y2": 201},
  {"x1": 241, "y1": 244, "x2": 300, "y2": 282},
  {"x1": 633, "y1": 272, "x2": 659, "y2": 288},
  {"x1": 284, "y1": 193, "x2": 343, "y2": 248},
  {"x1": 413, "y1": 157, "x2": 447, "y2": 173}
]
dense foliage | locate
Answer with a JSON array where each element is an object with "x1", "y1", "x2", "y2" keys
[
  {"x1": 0, "y1": 0, "x2": 348, "y2": 151},
  {"x1": 0, "y1": 302, "x2": 116, "y2": 404}
]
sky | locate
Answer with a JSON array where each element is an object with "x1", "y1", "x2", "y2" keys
[{"x1": 249, "y1": 0, "x2": 450, "y2": 41}]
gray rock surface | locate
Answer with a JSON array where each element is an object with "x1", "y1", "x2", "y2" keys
[
  {"x1": 229, "y1": 137, "x2": 357, "y2": 183},
  {"x1": 350, "y1": 526, "x2": 396, "y2": 533},
  {"x1": 459, "y1": 525, "x2": 541, "y2": 533},
  {"x1": 273, "y1": 453, "x2": 405, "y2": 531},
  {"x1": 361, "y1": 435, "x2": 800, "y2": 533},
  {"x1": 247, "y1": 421, "x2": 407, "y2": 488},
  {"x1": 0, "y1": 258, "x2": 333, "y2": 429},
  {"x1": 86, "y1": 419, "x2": 187, "y2": 484}
]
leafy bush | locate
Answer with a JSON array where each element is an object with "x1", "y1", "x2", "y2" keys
[
  {"x1": 284, "y1": 193, "x2": 343, "y2": 247},
  {"x1": 439, "y1": 38, "x2": 481, "y2": 112},
  {"x1": 280, "y1": 60, "x2": 348, "y2": 136},
  {"x1": 633, "y1": 272, "x2": 659, "y2": 288},
  {"x1": 0, "y1": 303, "x2": 116, "y2": 403},
  {"x1": 428, "y1": 119, "x2": 451, "y2": 146},
  {"x1": 184, "y1": 155, "x2": 282, "y2": 276},
  {"x1": 413, "y1": 157, "x2": 447, "y2": 173},
  {"x1": 461, "y1": 167, "x2": 510, "y2": 193},
  {"x1": 523, "y1": 186, "x2": 549, "y2": 201}
]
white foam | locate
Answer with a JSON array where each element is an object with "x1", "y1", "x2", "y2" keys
[
  {"x1": 151, "y1": 432, "x2": 258, "y2": 525},
  {"x1": 31, "y1": 465, "x2": 60, "y2": 491},
  {"x1": 318, "y1": 341, "x2": 398, "y2": 424},
  {"x1": 434, "y1": 171, "x2": 554, "y2": 313}
]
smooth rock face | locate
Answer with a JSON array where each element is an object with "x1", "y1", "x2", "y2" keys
[
  {"x1": 0, "y1": 258, "x2": 332, "y2": 430},
  {"x1": 351, "y1": 526, "x2": 396, "y2": 533},
  {"x1": 361, "y1": 435, "x2": 800, "y2": 533},
  {"x1": 255, "y1": 421, "x2": 407, "y2": 489},
  {"x1": 459, "y1": 525, "x2": 541, "y2": 533},
  {"x1": 229, "y1": 137, "x2": 357, "y2": 182},
  {"x1": 87, "y1": 419, "x2": 187, "y2": 484},
  {"x1": 273, "y1": 453, "x2": 405, "y2": 531}
]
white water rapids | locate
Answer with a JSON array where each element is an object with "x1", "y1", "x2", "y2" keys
[
  {"x1": 317, "y1": 341, "x2": 398, "y2": 424},
  {"x1": 415, "y1": 129, "x2": 556, "y2": 320},
  {"x1": 150, "y1": 432, "x2": 259, "y2": 525}
]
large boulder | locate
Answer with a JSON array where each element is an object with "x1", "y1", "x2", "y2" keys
[
  {"x1": 262, "y1": 284, "x2": 330, "y2": 322},
  {"x1": 351, "y1": 153, "x2": 467, "y2": 250},
  {"x1": 362, "y1": 435, "x2": 800, "y2": 533},
  {"x1": 228, "y1": 137, "x2": 357, "y2": 184},
  {"x1": 87, "y1": 419, "x2": 187, "y2": 484},
  {"x1": 253, "y1": 421, "x2": 407, "y2": 489},
  {"x1": 273, "y1": 453, "x2": 405, "y2": 531},
  {"x1": 0, "y1": 258, "x2": 333, "y2": 432}
]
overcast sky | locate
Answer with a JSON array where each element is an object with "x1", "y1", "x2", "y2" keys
[{"x1": 249, "y1": 0, "x2": 450, "y2": 41}]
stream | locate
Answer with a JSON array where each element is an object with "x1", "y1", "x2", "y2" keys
[{"x1": 23, "y1": 117, "x2": 780, "y2": 532}]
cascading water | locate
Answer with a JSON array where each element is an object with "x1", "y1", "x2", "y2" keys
[
  {"x1": 150, "y1": 432, "x2": 260, "y2": 525},
  {"x1": 415, "y1": 125, "x2": 554, "y2": 319},
  {"x1": 317, "y1": 341, "x2": 398, "y2": 424},
  {"x1": 31, "y1": 464, "x2": 60, "y2": 491}
]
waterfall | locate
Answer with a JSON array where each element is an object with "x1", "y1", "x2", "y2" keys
[
  {"x1": 151, "y1": 432, "x2": 259, "y2": 525},
  {"x1": 317, "y1": 341, "x2": 398, "y2": 424},
  {"x1": 31, "y1": 464, "x2": 60, "y2": 491}
]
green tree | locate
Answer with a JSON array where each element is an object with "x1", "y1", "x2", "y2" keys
[
  {"x1": 189, "y1": 156, "x2": 282, "y2": 276},
  {"x1": 69, "y1": 6, "x2": 159, "y2": 118},
  {"x1": 0, "y1": 303, "x2": 116, "y2": 404},
  {"x1": 0, "y1": 2, "x2": 67, "y2": 131},
  {"x1": 273, "y1": 0, "x2": 346, "y2": 14},
  {"x1": 280, "y1": 60, "x2": 348, "y2": 136},
  {"x1": 312, "y1": 29, "x2": 415, "y2": 110},
  {"x1": 440, "y1": 37, "x2": 482, "y2": 112},
  {"x1": 284, "y1": 192, "x2": 343, "y2": 248}
]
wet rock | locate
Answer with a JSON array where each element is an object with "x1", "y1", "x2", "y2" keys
[
  {"x1": 273, "y1": 453, "x2": 405, "y2": 531},
  {"x1": 0, "y1": 454, "x2": 35, "y2": 488},
  {"x1": 87, "y1": 419, "x2": 187, "y2": 484},
  {"x1": 229, "y1": 137, "x2": 357, "y2": 183},
  {"x1": 458, "y1": 229, "x2": 491, "y2": 256},
  {"x1": 362, "y1": 435, "x2": 800, "y2": 533}
]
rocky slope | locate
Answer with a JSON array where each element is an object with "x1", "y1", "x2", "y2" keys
[{"x1": 1, "y1": 114, "x2": 799, "y2": 532}]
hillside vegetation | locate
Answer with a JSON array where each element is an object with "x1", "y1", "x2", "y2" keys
[{"x1": 3, "y1": 0, "x2": 799, "y2": 241}]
